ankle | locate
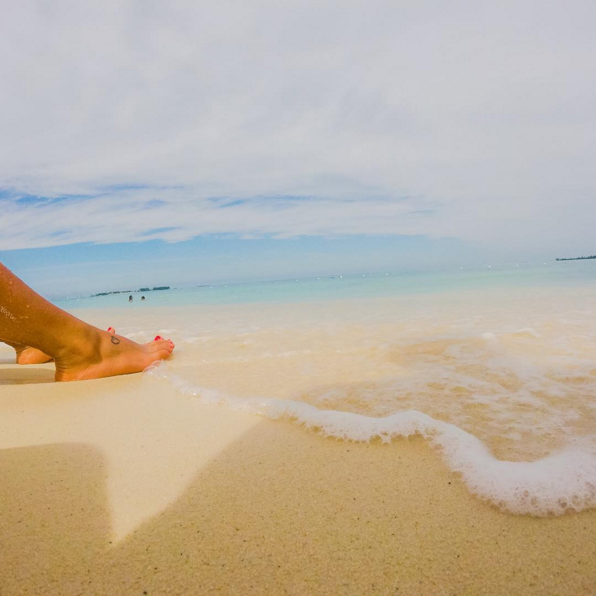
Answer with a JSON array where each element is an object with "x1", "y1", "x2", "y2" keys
[{"x1": 54, "y1": 325, "x2": 102, "y2": 367}]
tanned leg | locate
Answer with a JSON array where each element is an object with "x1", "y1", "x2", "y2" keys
[
  {"x1": 0, "y1": 263, "x2": 174, "y2": 382},
  {"x1": 4, "y1": 340, "x2": 52, "y2": 364},
  {"x1": 8, "y1": 328, "x2": 119, "y2": 365}
]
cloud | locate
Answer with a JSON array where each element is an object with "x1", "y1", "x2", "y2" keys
[
  {"x1": 0, "y1": 188, "x2": 437, "y2": 249},
  {"x1": 1, "y1": 0, "x2": 595, "y2": 254}
]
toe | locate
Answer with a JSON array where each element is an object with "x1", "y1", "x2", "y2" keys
[
  {"x1": 158, "y1": 348, "x2": 172, "y2": 360},
  {"x1": 152, "y1": 339, "x2": 175, "y2": 353},
  {"x1": 147, "y1": 346, "x2": 173, "y2": 364}
]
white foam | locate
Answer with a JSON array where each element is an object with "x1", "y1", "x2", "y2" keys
[{"x1": 146, "y1": 364, "x2": 596, "y2": 517}]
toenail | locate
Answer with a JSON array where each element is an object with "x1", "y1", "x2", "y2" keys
[{"x1": 154, "y1": 335, "x2": 162, "y2": 341}]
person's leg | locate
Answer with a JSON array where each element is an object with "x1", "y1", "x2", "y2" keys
[
  {"x1": 0, "y1": 263, "x2": 174, "y2": 381},
  {"x1": 4, "y1": 340, "x2": 52, "y2": 364},
  {"x1": 7, "y1": 327, "x2": 120, "y2": 365}
]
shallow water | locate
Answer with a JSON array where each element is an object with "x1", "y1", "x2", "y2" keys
[
  {"x1": 55, "y1": 260, "x2": 596, "y2": 309},
  {"x1": 56, "y1": 261, "x2": 596, "y2": 516}
]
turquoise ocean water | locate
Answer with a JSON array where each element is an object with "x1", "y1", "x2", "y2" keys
[{"x1": 55, "y1": 260, "x2": 596, "y2": 310}]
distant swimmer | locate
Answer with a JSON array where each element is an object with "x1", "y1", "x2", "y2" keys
[
  {"x1": 141, "y1": 296, "x2": 146, "y2": 301},
  {"x1": 129, "y1": 295, "x2": 133, "y2": 302}
]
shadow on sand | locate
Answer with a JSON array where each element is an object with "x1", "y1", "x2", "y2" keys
[
  {"x1": 2, "y1": 421, "x2": 596, "y2": 594},
  {"x1": 0, "y1": 365, "x2": 55, "y2": 385}
]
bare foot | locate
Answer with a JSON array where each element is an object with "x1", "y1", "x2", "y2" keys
[
  {"x1": 15, "y1": 345, "x2": 53, "y2": 365},
  {"x1": 13, "y1": 327, "x2": 118, "y2": 366},
  {"x1": 55, "y1": 328, "x2": 175, "y2": 382}
]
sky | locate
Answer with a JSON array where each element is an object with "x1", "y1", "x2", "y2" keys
[{"x1": 1, "y1": 0, "x2": 595, "y2": 296}]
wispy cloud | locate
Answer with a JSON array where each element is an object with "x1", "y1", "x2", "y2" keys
[
  {"x1": 0, "y1": 187, "x2": 436, "y2": 249},
  {"x1": 1, "y1": 0, "x2": 595, "y2": 255}
]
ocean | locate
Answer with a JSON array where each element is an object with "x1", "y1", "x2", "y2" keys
[
  {"x1": 59, "y1": 260, "x2": 596, "y2": 516},
  {"x1": 55, "y1": 260, "x2": 596, "y2": 310}
]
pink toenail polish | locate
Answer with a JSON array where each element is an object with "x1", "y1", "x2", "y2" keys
[{"x1": 154, "y1": 335, "x2": 162, "y2": 341}]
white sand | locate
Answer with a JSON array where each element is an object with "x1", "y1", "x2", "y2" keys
[
  {"x1": 2, "y1": 299, "x2": 596, "y2": 594},
  {"x1": 1, "y1": 362, "x2": 596, "y2": 594}
]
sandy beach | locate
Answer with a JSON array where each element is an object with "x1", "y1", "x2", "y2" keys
[
  {"x1": 2, "y1": 339, "x2": 596, "y2": 594},
  {"x1": 3, "y1": 0, "x2": 595, "y2": 591}
]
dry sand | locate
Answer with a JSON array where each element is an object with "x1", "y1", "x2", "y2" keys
[{"x1": 1, "y1": 357, "x2": 596, "y2": 595}]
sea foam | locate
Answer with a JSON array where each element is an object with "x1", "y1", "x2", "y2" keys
[{"x1": 146, "y1": 364, "x2": 596, "y2": 517}]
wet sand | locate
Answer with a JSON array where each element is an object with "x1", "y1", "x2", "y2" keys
[{"x1": 1, "y1": 357, "x2": 596, "y2": 595}]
